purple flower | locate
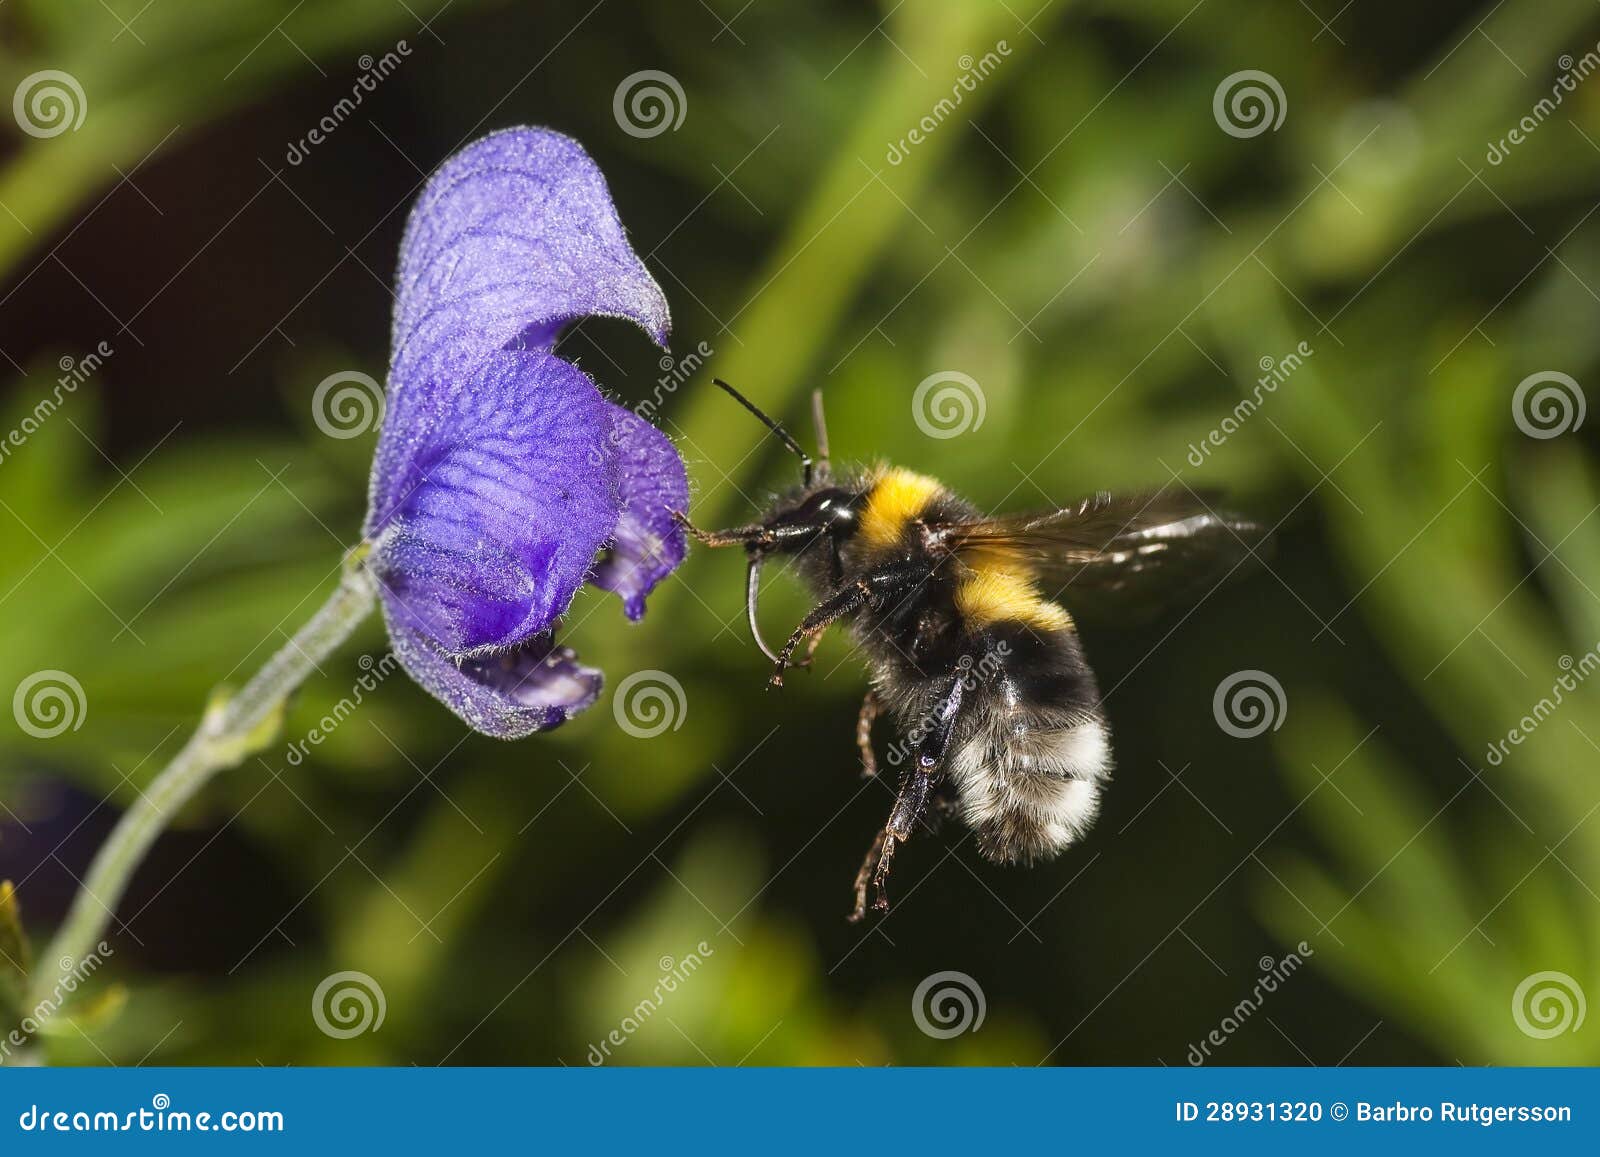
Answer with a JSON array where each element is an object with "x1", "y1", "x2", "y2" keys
[{"x1": 362, "y1": 128, "x2": 688, "y2": 738}]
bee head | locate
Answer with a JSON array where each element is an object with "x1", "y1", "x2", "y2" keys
[
  {"x1": 679, "y1": 379, "x2": 857, "y2": 663},
  {"x1": 760, "y1": 485, "x2": 860, "y2": 552},
  {"x1": 689, "y1": 378, "x2": 858, "y2": 555}
]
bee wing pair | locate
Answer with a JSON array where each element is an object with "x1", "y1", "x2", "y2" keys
[{"x1": 933, "y1": 489, "x2": 1271, "y2": 620}]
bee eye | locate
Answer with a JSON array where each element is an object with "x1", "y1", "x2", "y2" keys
[
  {"x1": 784, "y1": 487, "x2": 855, "y2": 529},
  {"x1": 762, "y1": 488, "x2": 860, "y2": 553}
]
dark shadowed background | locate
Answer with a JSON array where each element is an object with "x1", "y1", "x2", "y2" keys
[{"x1": 2, "y1": 0, "x2": 1599, "y2": 1066}]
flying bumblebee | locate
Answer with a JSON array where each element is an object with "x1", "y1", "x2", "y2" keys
[{"x1": 677, "y1": 381, "x2": 1267, "y2": 921}]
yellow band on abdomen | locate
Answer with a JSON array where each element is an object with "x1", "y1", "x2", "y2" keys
[{"x1": 955, "y1": 566, "x2": 1072, "y2": 633}]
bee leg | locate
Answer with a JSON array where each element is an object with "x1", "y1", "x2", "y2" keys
[
  {"x1": 768, "y1": 609, "x2": 828, "y2": 672},
  {"x1": 770, "y1": 579, "x2": 873, "y2": 688},
  {"x1": 771, "y1": 567, "x2": 922, "y2": 687},
  {"x1": 859, "y1": 676, "x2": 967, "y2": 917},
  {"x1": 867, "y1": 780, "x2": 925, "y2": 916},
  {"x1": 856, "y1": 689, "x2": 880, "y2": 778},
  {"x1": 867, "y1": 833, "x2": 900, "y2": 913},
  {"x1": 670, "y1": 511, "x2": 767, "y2": 548},
  {"x1": 781, "y1": 626, "x2": 826, "y2": 673},
  {"x1": 849, "y1": 828, "x2": 888, "y2": 922}
]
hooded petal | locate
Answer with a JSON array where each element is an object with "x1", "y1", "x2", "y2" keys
[
  {"x1": 366, "y1": 350, "x2": 619, "y2": 654},
  {"x1": 590, "y1": 404, "x2": 690, "y2": 620},
  {"x1": 363, "y1": 127, "x2": 692, "y2": 739},
  {"x1": 386, "y1": 616, "x2": 602, "y2": 738},
  {"x1": 389, "y1": 126, "x2": 669, "y2": 405}
]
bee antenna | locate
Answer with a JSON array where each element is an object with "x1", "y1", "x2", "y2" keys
[
  {"x1": 810, "y1": 388, "x2": 831, "y2": 479},
  {"x1": 712, "y1": 378, "x2": 813, "y2": 487}
]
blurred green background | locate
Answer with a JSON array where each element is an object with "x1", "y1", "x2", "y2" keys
[{"x1": 2, "y1": 0, "x2": 1599, "y2": 1066}]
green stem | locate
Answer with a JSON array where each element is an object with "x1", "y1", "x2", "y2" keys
[{"x1": 26, "y1": 559, "x2": 378, "y2": 1009}]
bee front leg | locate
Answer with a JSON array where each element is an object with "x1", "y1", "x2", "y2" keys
[
  {"x1": 850, "y1": 675, "x2": 967, "y2": 920},
  {"x1": 772, "y1": 566, "x2": 923, "y2": 688},
  {"x1": 670, "y1": 511, "x2": 768, "y2": 548},
  {"x1": 770, "y1": 579, "x2": 872, "y2": 688}
]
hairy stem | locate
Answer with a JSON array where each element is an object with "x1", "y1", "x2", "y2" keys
[{"x1": 27, "y1": 560, "x2": 378, "y2": 1010}]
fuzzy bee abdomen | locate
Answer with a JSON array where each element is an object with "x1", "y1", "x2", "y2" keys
[{"x1": 947, "y1": 710, "x2": 1113, "y2": 865}]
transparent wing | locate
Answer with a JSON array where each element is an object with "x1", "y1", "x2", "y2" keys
[{"x1": 935, "y1": 489, "x2": 1270, "y2": 616}]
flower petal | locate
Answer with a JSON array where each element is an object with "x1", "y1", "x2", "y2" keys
[
  {"x1": 365, "y1": 350, "x2": 619, "y2": 654},
  {"x1": 387, "y1": 617, "x2": 602, "y2": 738},
  {"x1": 590, "y1": 404, "x2": 689, "y2": 620},
  {"x1": 390, "y1": 127, "x2": 669, "y2": 404}
]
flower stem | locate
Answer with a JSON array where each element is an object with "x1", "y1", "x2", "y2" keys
[{"x1": 27, "y1": 558, "x2": 378, "y2": 1010}]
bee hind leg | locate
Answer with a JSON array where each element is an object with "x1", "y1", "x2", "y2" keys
[
  {"x1": 846, "y1": 675, "x2": 967, "y2": 920},
  {"x1": 848, "y1": 829, "x2": 888, "y2": 923}
]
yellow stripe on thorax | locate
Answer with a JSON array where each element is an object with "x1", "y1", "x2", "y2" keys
[
  {"x1": 859, "y1": 467, "x2": 943, "y2": 551},
  {"x1": 955, "y1": 565, "x2": 1073, "y2": 633}
]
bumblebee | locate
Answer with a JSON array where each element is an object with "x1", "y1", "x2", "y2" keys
[{"x1": 678, "y1": 381, "x2": 1266, "y2": 921}]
